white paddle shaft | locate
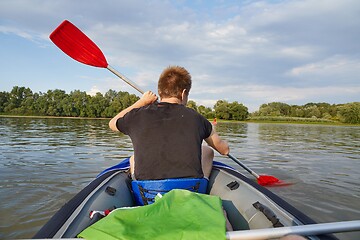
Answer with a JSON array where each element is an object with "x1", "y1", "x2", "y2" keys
[
  {"x1": 226, "y1": 220, "x2": 360, "y2": 240},
  {"x1": 107, "y1": 65, "x2": 144, "y2": 94}
]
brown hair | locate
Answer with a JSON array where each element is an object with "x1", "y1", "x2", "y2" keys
[{"x1": 158, "y1": 66, "x2": 192, "y2": 99}]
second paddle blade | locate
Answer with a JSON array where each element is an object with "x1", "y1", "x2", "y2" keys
[{"x1": 258, "y1": 175, "x2": 292, "y2": 187}]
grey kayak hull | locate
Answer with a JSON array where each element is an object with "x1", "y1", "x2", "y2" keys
[{"x1": 33, "y1": 159, "x2": 337, "y2": 240}]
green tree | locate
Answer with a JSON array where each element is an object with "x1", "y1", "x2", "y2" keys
[
  {"x1": 187, "y1": 100, "x2": 197, "y2": 111},
  {"x1": 105, "y1": 89, "x2": 118, "y2": 102},
  {"x1": 104, "y1": 89, "x2": 120, "y2": 117},
  {"x1": 37, "y1": 89, "x2": 68, "y2": 116},
  {"x1": 258, "y1": 102, "x2": 290, "y2": 116},
  {"x1": 304, "y1": 105, "x2": 321, "y2": 118},
  {"x1": 214, "y1": 100, "x2": 230, "y2": 120},
  {"x1": 59, "y1": 94, "x2": 75, "y2": 117},
  {"x1": 118, "y1": 91, "x2": 139, "y2": 110},
  {"x1": 19, "y1": 88, "x2": 36, "y2": 115},
  {"x1": 198, "y1": 105, "x2": 214, "y2": 119},
  {"x1": 338, "y1": 102, "x2": 360, "y2": 124},
  {"x1": 0, "y1": 91, "x2": 10, "y2": 113},
  {"x1": 104, "y1": 90, "x2": 139, "y2": 117},
  {"x1": 5, "y1": 86, "x2": 33, "y2": 113},
  {"x1": 290, "y1": 105, "x2": 304, "y2": 117},
  {"x1": 214, "y1": 100, "x2": 248, "y2": 120},
  {"x1": 88, "y1": 92, "x2": 109, "y2": 118},
  {"x1": 69, "y1": 90, "x2": 90, "y2": 117},
  {"x1": 229, "y1": 101, "x2": 249, "y2": 120}
]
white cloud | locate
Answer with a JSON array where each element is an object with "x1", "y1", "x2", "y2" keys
[
  {"x1": 0, "y1": 26, "x2": 35, "y2": 41},
  {"x1": 242, "y1": 85, "x2": 360, "y2": 103},
  {"x1": 287, "y1": 56, "x2": 360, "y2": 81},
  {"x1": 87, "y1": 86, "x2": 101, "y2": 96},
  {"x1": 279, "y1": 46, "x2": 317, "y2": 59}
]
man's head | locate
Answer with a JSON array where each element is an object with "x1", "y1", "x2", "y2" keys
[{"x1": 158, "y1": 66, "x2": 192, "y2": 103}]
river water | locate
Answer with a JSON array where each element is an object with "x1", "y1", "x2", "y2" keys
[{"x1": 0, "y1": 117, "x2": 359, "y2": 239}]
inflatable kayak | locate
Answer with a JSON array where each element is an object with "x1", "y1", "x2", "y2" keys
[{"x1": 33, "y1": 158, "x2": 340, "y2": 239}]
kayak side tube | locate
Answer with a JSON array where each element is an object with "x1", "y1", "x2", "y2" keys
[
  {"x1": 33, "y1": 170, "x2": 133, "y2": 238},
  {"x1": 210, "y1": 165, "x2": 338, "y2": 240}
]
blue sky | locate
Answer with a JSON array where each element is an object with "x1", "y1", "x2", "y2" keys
[{"x1": 0, "y1": 0, "x2": 359, "y2": 112}]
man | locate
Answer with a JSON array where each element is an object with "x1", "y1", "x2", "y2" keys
[{"x1": 109, "y1": 66, "x2": 229, "y2": 180}]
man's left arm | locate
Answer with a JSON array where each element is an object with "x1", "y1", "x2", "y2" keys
[{"x1": 204, "y1": 128, "x2": 230, "y2": 155}]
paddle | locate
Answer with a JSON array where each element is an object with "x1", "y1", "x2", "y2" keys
[
  {"x1": 49, "y1": 20, "x2": 144, "y2": 94},
  {"x1": 227, "y1": 153, "x2": 286, "y2": 186},
  {"x1": 226, "y1": 220, "x2": 360, "y2": 240},
  {"x1": 50, "y1": 20, "x2": 285, "y2": 187}
]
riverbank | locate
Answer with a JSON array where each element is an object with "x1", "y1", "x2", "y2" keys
[
  {"x1": 246, "y1": 119, "x2": 359, "y2": 126},
  {"x1": 2, "y1": 114, "x2": 359, "y2": 126},
  {"x1": 216, "y1": 117, "x2": 360, "y2": 126},
  {"x1": 0, "y1": 114, "x2": 109, "y2": 120}
]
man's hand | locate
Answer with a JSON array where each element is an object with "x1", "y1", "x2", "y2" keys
[{"x1": 139, "y1": 91, "x2": 158, "y2": 106}]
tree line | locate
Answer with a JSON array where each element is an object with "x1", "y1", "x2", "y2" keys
[
  {"x1": 0, "y1": 86, "x2": 139, "y2": 118},
  {"x1": 252, "y1": 102, "x2": 360, "y2": 124},
  {"x1": 187, "y1": 100, "x2": 249, "y2": 121},
  {"x1": 0, "y1": 86, "x2": 359, "y2": 123},
  {"x1": 0, "y1": 86, "x2": 250, "y2": 121}
]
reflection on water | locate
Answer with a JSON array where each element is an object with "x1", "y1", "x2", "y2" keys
[{"x1": 0, "y1": 117, "x2": 359, "y2": 239}]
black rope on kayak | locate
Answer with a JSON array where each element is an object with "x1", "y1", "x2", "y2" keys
[{"x1": 253, "y1": 201, "x2": 284, "y2": 228}]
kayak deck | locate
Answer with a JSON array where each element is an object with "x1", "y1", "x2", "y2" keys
[{"x1": 34, "y1": 160, "x2": 337, "y2": 240}]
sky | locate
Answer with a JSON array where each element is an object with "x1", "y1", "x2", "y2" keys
[{"x1": 0, "y1": 0, "x2": 359, "y2": 112}]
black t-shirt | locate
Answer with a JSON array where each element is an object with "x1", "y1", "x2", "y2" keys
[{"x1": 116, "y1": 102, "x2": 212, "y2": 180}]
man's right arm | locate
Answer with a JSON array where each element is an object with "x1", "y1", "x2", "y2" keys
[{"x1": 109, "y1": 91, "x2": 158, "y2": 132}]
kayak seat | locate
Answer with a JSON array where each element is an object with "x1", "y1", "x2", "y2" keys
[{"x1": 131, "y1": 178, "x2": 208, "y2": 206}]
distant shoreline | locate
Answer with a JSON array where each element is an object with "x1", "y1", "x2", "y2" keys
[
  {"x1": 0, "y1": 115, "x2": 109, "y2": 120},
  {"x1": 243, "y1": 119, "x2": 359, "y2": 126},
  {"x1": 2, "y1": 114, "x2": 359, "y2": 126}
]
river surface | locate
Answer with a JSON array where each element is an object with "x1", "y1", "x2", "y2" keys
[{"x1": 0, "y1": 117, "x2": 359, "y2": 239}]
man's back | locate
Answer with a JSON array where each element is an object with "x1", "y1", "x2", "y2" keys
[
  {"x1": 117, "y1": 102, "x2": 212, "y2": 180},
  {"x1": 109, "y1": 66, "x2": 229, "y2": 181}
]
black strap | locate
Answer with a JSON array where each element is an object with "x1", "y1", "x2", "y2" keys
[{"x1": 253, "y1": 201, "x2": 284, "y2": 227}]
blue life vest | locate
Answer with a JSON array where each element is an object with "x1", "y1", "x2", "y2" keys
[{"x1": 131, "y1": 178, "x2": 208, "y2": 205}]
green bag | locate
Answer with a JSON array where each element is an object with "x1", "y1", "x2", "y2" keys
[{"x1": 78, "y1": 189, "x2": 226, "y2": 240}]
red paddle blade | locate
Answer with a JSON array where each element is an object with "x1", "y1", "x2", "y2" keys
[
  {"x1": 50, "y1": 20, "x2": 108, "y2": 68},
  {"x1": 257, "y1": 175, "x2": 281, "y2": 186}
]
